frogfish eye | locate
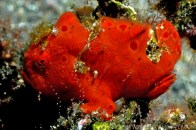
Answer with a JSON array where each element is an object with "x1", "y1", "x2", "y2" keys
[{"x1": 33, "y1": 59, "x2": 46, "y2": 73}]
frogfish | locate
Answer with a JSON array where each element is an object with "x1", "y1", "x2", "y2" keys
[{"x1": 21, "y1": 12, "x2": 181, "y2": 120}]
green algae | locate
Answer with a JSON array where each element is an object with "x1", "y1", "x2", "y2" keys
[
  {"x1": 30, "y1": 21, "x2": 53, "y2": 44},
  {"x1": 187, "y1": 97, "x2": 196, "y2": 113}
]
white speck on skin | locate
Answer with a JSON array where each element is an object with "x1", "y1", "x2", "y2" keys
[
  {"x1": 51, "y1": 27, "x2": 58, "y2": 36},
  {"x1": 160, "y1": 24, "x2": 164, "y2": 29},
  {"x1": 93, "y1": 70, "x2": 98, "y2": 78},
  {"x1": 149, "y1": 29, "x2": 154, "y2": 35}
]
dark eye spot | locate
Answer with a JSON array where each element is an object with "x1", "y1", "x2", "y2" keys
[
  {"x1": 130, "y1": 41, "x2": 137, "y2": 50},
  {"x1": 99, "y1": 50, "x2": 105, "y2": 55},
  {"x1": 163, "y1": 31, "x2": 169, "y2": 38},
  {"x1": 62, "y1": 26, "x2": 68, "y2": 32},
  {"x1": 61, "y1": 55, "x2": 67, "y2": 62},
  {"x1": 119, "y1": 24, "x2": 127, "y2": 31},
  {"x1": 107, "y1": 22, "x2": 112, "y2": 26},
  {"x1": 108, "y1": 105, "x2": 114, "y2": 110}
]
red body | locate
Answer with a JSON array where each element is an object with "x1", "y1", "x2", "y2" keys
[{"x1": 22, "y1": 12, "x2": 181, "y2": 119}]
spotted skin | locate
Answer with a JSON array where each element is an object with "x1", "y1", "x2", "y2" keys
[{"x1": 21, "y1": 12, "x2": 181, "y2": 120}]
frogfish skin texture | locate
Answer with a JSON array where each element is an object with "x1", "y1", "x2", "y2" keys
[{"x1": 21, "y1": 12, "x2": 181, "y2": 120}]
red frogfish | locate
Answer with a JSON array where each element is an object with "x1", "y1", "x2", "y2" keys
[{"x1": 21, "y1": 12, "x2": 181, "y2": 120}]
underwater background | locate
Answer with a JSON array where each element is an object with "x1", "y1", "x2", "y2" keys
[{"x1": 0, "y1": 0, "x2": 195, "y2": 129}]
